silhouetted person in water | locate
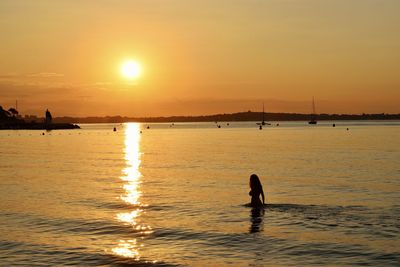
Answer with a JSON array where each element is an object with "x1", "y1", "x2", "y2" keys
[{"x1": 249, "y1": 174, "x2": 265, "y2": 207}]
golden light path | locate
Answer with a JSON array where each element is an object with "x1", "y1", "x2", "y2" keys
[
  {"x1": 112, "y1": 123, "x2": 152, "y2": 261},
  {"x1": 120, "y1": 123, "x2": 142, "y2": 206}
]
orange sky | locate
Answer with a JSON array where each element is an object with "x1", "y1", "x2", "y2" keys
[{"x1": 0, "y1": 0, "x2": 399, "y2": 116}]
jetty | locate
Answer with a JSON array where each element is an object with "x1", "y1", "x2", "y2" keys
[{"x1": 0, "y1": 106, "x2": 80, "y2": 130}]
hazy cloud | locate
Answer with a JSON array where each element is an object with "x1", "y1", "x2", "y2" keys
[
  {"x1": 0, "y1": 73, "x2": 18, "y2": 79},
  {"x1": 27, "y1": 72, "x2": 65, "y2": 78},
  {"x1": 1, "y1": 78, "x2": 398, "y2": 116}
]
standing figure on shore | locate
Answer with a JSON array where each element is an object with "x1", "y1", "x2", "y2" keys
[
  {"x1": 45, "y1": 109, "x2": 52, "y2": 125},
  {"x1": 249, "y1": 174, "x2": 265, "y2": 207}
]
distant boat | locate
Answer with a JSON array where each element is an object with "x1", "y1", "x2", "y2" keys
[
  {"x1": 256, "y1": 103, "x2": 271, "y2": 126},
  {"x1": 308, "y1": 97, "x2": 317, "y2": 125}
]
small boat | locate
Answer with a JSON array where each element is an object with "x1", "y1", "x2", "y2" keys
[
  {"x1": 256, "y1": 103, "x2": 271, "y2": 126},
  {"x1": 308, "y1": 97, "x2": 317, "y2": 125}
]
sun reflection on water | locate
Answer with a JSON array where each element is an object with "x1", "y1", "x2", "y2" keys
[
  {"x1": 112, "y1": 123, "x2": 152, "y2": 260},
  {"x1": 112, "y1": 239, "x2": 140, "y2": 259},
  {"x1": 120, "y1": 123, "x2": 142, "y2": 205},
  {"x1": 117, "y1": 210, "x2": 139, "y2": 225}
]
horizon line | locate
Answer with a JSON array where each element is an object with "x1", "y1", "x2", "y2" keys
[{"x1": 26, "y1": 110, "x2": 400, "y2": 119}]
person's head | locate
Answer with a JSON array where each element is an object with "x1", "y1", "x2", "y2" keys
[{"x1": 249, "y1": 174, "x2": 262, "y2": 190}]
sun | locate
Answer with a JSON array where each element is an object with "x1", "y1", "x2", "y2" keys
[{"x1": 121, "y1": 60, "x2": 141, "y2": 79}]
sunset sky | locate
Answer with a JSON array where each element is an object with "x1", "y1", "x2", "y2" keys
[{"x1": 0, "y1": 0, "x2": 399, "y2": 117}]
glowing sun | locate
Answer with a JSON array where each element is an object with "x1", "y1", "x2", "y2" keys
[{"x1": 121, "y1": 60, "x2": 141, "y2": 79}]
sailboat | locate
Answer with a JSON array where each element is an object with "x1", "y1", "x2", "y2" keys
[
  {"x1": 308, "y1": 97, "x2": 317, "y2": 125},
  {"x1": 256, "y1": 103, "x2": 271, "y2": 126}
]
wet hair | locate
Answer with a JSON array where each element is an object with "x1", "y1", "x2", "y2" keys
[{"x1": 249, "y1": 174, "x2": 263, "y2": 191}]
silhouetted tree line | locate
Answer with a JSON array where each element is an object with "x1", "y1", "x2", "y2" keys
[
  {"x1": 0, "y1": 106, "x2": 25, "y2": 129},
  {"x1": 51, "y1": 111, "x2": 400, "y2": 124},
  {"x1": 0, "y1": 106, "x2": 21, "y2": 121}
]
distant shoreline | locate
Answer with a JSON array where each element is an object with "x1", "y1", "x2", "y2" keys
[{"x1": 50, "y1": 111, "x2": 400, "y2": 124}]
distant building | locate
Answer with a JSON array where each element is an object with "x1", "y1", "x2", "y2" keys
[
  {"x1": 8, "y1": 108, "x2": 18, "y2": 118},
  {"x1": 24, "y1": 115, "x2": 38, "y2": 123},
  {"x1": 45, "y1": 109, "x2": 52, "y2": 125}
]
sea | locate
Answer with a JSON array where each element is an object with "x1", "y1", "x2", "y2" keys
[{"x1": 0, "y1": 121, "x2": 399, "y2": 266}]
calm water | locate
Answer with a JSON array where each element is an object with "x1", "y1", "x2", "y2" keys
[{"x1": 0, "y1": 121, "x2": 399, "y2": 266}]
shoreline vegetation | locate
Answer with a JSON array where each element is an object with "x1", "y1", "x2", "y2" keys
[
  {"x1": 0, "y1": 106, "x2": 80, "y2": 130},
  {"x1": 29, "y1": 111, "x2": 400, "y2": 124},
  {"x1": 1, "y1": 105, "x2": 399, "y2": 129}
]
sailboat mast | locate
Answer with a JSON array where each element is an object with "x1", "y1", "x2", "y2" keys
[
  {"x1": 312, "y1": 97, "x2": 316, "y2": 115},
  {"x1": 262, "y1": 102, "x2": 265, "y2": 123},
  {"x1": 308, "y1": 97, "x2": 317, "y2": 124}
]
